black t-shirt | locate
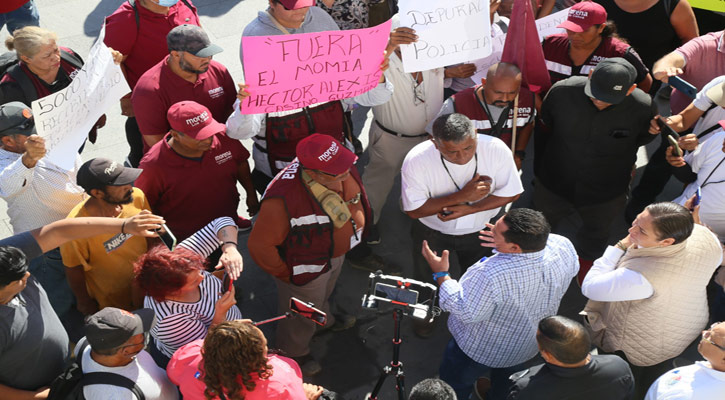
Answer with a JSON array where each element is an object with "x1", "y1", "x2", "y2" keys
[{"x1": 507, "y1": 355, "x2": 634, "y2": 400}]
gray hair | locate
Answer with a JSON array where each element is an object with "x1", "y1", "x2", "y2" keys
[{"x1": 431, "y1": 113, "x2": 475, "y2": 143}]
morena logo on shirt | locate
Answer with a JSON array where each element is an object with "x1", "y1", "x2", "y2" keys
[
  {"x1": 185, "y1": 111, "x2": 210, "y2": 127},
  {"x1": 215, "y1": 151, "x2": 232, "y2": 165},
  {"x1": 208, "y1": 87, "x2": 225, "y2": 99}
]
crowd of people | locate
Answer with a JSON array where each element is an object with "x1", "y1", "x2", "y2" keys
[{"x1": 0, "y1": 0, "x2": 723, "y2": 399}]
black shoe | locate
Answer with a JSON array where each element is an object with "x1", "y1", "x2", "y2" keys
[{"x1": 366, "y1": 224, "x2": 381, "y2": 245}]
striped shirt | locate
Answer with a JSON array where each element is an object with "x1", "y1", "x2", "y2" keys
[
  {"x1": 146, "y1": 216, "x2": 241, "y2": 358},
  {"x1": 440, "y1": 234, "x2": 578, "y2": 367}
]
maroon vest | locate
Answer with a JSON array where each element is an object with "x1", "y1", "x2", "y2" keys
[
  {"x1": 451, "y1": 86, "x2": 535, "y2": 147},
  {"x1": 263, "y1": 160, "x2": 370, "y2": 285},
  {"x1": 264, "y1": 101, "x2": 346, "y2": 175}
]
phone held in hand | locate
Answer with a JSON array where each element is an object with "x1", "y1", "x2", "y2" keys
[
  {"x1": 222, "y1": 272, "x2": 233, "y2": 294},
  {"x1": 156, "y1": 223, "x2": 177, "y2": 251},
  {"x1": 667, "y1": 135, "x2": 682, "y2": 157},
  {"x1": 656, "y1": 116, "x2": 680, "y2": 140},
  {"x1": 694, "y1": 187, "x2": 702, "y2": 207},
  {"x1": 668, "y1": 76, "x2": 697, "y2": 99}
]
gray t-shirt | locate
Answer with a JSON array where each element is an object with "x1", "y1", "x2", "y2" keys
[{"x1": 0, "y1": 277, "x2": 69, "y2": 390}]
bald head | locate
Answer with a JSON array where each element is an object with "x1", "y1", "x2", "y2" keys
[{"x1": 482, "y1": 63, "x2": 522, "y2": 107}]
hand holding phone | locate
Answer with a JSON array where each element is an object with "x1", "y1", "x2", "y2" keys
[
  {"x1": 656, "y1": 116, "x2": 680, "y2": 140},
  {"x1": 667, "y1": 135, "x2": 682, "y2": 157},
  {"x1": 668, "y1": 76, "x2": 697, "y2": 99},
  {"x1": 694, "y1": 187, "x2": 702, "y2": 207},
  {"x1": 156, "y1": 223, "x2": 177, "y2": 251},
  {"x1": 222, "y1": 272, "x2": 234, "y2": 293}
]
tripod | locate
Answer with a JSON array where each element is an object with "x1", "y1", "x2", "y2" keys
[{"x1": 368, "y1": 308, "x2": 407, "y2": 400}]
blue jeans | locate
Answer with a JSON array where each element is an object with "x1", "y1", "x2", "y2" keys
[
  {"x1": 1, "y1": 0, "x2": 39, "y2": 34},
  {"x1": 28, "y1": 248, "x2": 75, "y2": 320},
  {"x1": 439, "y1": 338, "x2": 523, "y2": 400}
]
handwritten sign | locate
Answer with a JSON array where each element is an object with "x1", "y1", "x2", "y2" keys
[
  {"x1": 470, "y1": 8, "x2": 568, "y2": 83},
  {"x1": 241, "y1": 20, "x2": 392, "y2": 114},
  {"x1": 398, "y1": 0, "x2": 492, "y2": 73},
  {"x1": 687, "y1": 0, "x2": 725, "y2": 11},
  {"x1": 32, "y1": 26, "x2": 130, "y2": 171}
]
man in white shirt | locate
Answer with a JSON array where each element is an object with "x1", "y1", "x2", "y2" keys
[
  {"x1": 0, "y1": 101, "x2": 84, "y2": 322},
  {"x1": 644, "y1": 321, "x2": 725, "y2": 400},
  {"x1": 76, "y1": 307, "x2": 179, "y2": 400},
  {"x1": 402, "y1": 113, "x2": 523, "y2": 326}
]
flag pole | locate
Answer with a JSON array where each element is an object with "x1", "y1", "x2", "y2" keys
[{"x1": 510, "y1": 93, "x2": 519, "y2": 153}]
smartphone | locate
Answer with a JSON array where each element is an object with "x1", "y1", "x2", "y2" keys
[
  {"x1": 374, "y1": 282, "x2": 419, "y2": 305},
  {"x1": 155, "y1": 223, "x2": 177, "y2": 251},
  {"x1": 669, "y1": 76, "x2": 697, "y2": 99},
  {"x1": 656, "y1": 116, "x2": 680, "y2": 140},
  {"x1": 694, "y1": 187, "x2": 702, "y2": 207},
  {"x1": 667, "y1": 135, "x2": 682, "y2": 157},
  {"x1": 222, "y1": 272, "x2": 233, "y2": 293},
  {"x1": 289, "y1": 297, "x2": 327, "y2": 326}
]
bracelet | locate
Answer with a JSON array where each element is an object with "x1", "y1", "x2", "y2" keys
[
  {"x1": 121, "y1": 220, "x2": 127, "y2": 234},
  {"x1": 432, "y1": 271, "x2": 450, "y2": 281},
  {"x1": 221, "y1": 241, "x2": 238, "y2": 248}
]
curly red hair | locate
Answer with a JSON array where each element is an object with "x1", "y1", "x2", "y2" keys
[{"x1": 133, "y1": 245, "x2": 206, "y2": 301}]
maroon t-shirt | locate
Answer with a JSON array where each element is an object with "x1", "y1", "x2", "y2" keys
[
  {"x1": 135, "y1": 133, "x2": 250, "y2": 241},
  {"x1": 542, "y1": 34, "x2": 649, "y2": 93},
  {"x1": 131, "y1": 57, "x2": 237, "y2": 139},
  {"x1": 104, "y1": 1, "x2": 200, "y2": 89}
]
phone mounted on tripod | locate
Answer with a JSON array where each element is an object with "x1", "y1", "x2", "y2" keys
[{"x1": 361, "y1": 271, "x2": 440, "y2": 322}]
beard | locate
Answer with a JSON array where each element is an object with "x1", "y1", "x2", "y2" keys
[
  {"x1": 179, "y1": 57, "x2": 209, "y2": 74},
  {"x1": 102, "y1": 190, "x2": 134, "y2": 205}
]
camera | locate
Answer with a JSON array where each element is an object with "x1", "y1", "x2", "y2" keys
[{"x1": 362, "y1": 271, "x2": 440, "y2": 322}]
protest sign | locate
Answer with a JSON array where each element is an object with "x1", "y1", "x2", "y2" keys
[
  {"x1": 32, "y1": 26, "x2": 130, "y2": 171},
  {"x1": 398, "y1": 0, "x2": 492, "y2": 72},
  {"x1": 470, "y1": 8, "x2": 568, "y2": 83},
  {"x1": 241, "y1": 20, "x2": 392, "y2": 114},
  {"x1": 687, "y1": 0, "x2": 725, "y2": 11}
]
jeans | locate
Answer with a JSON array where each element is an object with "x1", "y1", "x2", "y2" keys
[
  {"x1": 28, "y1": 247, "x2": 75, "y2": 320},
  {"x1": 439, "y1": 338, "x2": 523, "y2": 400},
  {"x1": 1, "y1": 1, "x2": 39, "y2": 34}
]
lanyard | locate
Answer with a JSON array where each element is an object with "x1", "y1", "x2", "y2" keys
[
  {"x1": 440, "y1": 152, "x2": 478, "y2": 191},
  {"x1": 478, "y1": 88, "x2": 511, "y2": 137},
  {"x1": 701, "y1": 155, "x2": 725, "y2": 188}
]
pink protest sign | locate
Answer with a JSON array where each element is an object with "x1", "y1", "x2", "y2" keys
[{"x1": 241, "y1": 20, "x2": 392, "y2": 114}]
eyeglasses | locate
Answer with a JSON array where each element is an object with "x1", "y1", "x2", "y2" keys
[{"x1": 701, "y1": 324, "x2": 725, "y2": 351}]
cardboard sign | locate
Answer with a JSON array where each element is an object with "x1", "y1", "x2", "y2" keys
[
  {"x1": 32, "y1": 26, "x2": 130, "y2": 171},
  {"x1": 398, "y1": 0, "x2": 493, "y2": 72},
  {"x1": 241, "y1": 20, "x2": 392, "y2": 114}
]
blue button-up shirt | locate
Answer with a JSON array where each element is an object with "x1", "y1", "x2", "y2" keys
[{"x1": 440, "y1": 234, "x2": 578, "y2": 367}]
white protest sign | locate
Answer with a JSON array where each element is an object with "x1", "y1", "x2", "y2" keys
[
  {"x1": 32, "y1": 26, "x2": 130, "y2": 171},
  {"x1": 399, "y1": 0, "x2": 492, "y2": 73},
  {"x1": 470, "y1": 8, "x2": 568, "y2": 84}
]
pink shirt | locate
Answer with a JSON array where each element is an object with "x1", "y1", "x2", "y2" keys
[
  {"x1": 167, "y1": 339, "x2": 307, "y2": 400},
  {"x1": 671, "y1": 31, "x2": 725, "y2": 114}
]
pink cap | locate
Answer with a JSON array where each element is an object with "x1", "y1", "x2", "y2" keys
[
  {"x1": 279, "y1": 0, "x2": 314, "y2": 10},
  {"x1": 557, "y1": 2, "x2": 607, "y2": 33},
  {"x1": 296, "y1": 134, "x2": 357, "y2": 175},
  {"x1": 167, "y1": 101, "x2": 225, "y2": 140}
]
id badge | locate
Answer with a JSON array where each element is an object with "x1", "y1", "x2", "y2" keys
[{"x1": 350, "y1": 227, "x2": 364, "y2": 249}]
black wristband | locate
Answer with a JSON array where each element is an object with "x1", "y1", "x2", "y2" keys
[
  {"x1": 514, "y1": 150, "x2": 526, "y2": 160},
  {"x1": 222, "y1": 241, "x2": 238, "y2": 247}
]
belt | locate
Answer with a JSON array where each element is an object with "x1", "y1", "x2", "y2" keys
[{"x1": 375, "y1": 120, "x2": 429, "y2": 138}]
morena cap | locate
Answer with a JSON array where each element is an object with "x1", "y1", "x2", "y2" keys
[
  {"x1": 557, "y1": 2, "x2": 607, "y2": 33},
  {"x1": 278, "y1": 0, "x2": 314, "y2": 10},
  {"x1": 84, "y1": 308, "x2": 155, "y2": 351},
  {"x1": 167, "y1": 24, "x2": 223, "y2": 57},
  {"x1": 296, "y1": 134, "x2": 357, "y2": 175},
  {"x1": 584, "y1": 57, "x2": 636, "y2": 104},
  {"x1": 706, "y1": 81, "x2": 725, "y2": 108},
  {"x1": 76, "y1": 158, "x2": 142, "y2": 191},
  {"x1": 0, "y1": 102, "x2": 35, "y2": 137},
  {"x1": 167, "y1": 101, "x2": 225, "y2": 140}
]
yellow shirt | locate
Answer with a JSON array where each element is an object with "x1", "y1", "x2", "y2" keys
[{"x1": 60, "y1": 188, "x2": 150, "y2": 310}]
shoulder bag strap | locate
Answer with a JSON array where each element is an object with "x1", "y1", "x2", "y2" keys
[{"x1": 82, "y1": 372, "x2": 146, "y2": 400}]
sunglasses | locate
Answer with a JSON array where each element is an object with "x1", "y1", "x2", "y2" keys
[{"x1": 702, "y1": 324, "x2": 725, "y2": 351}]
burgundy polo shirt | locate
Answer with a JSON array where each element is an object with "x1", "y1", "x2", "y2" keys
[
  {"x1": 0, "y1": 0, "x2": 28, "y2": 13},
  {"x1": 104, "y1": 0, "x2": 200, "y2": 89},
  {"x1": 135, "y1": 133, "x2": 250, "y2": 241},
  {"x1": 131, "y1": 57, "x2": 237, "y2": 140}
]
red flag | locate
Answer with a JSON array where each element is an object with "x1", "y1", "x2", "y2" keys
[{"x1": 501, "y1": 0, "x2": 551, "y2": 93}]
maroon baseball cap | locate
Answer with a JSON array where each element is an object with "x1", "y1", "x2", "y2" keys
[
  {"x1": 296, "y1": 134, "x2": 357, "y2": 175},
  {"x1": 167, "y1": 101, "x2": 225, "y2": 140},
  {"x1": 278, "y1": 0, "x2": 314, "y2": 9},
  {"x1": 557, "y1": 2, "x2": 607, "y2": 32}
]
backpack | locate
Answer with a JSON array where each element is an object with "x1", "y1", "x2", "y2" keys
[
  {"x1": 47, "y1": 340, "x2": 146, "y2": 400},
  {"x1": 128, "y1": 0, "x2": 194, "y2": 31},
  {"x1": 0, "y1": 49, "x2": 83, "y2": 104}
]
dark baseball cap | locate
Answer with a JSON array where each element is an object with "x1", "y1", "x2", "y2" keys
[
  {"x1": 76, "y1": 158, "x2": 142, "y2": 191},
  {"x1": 167, "y1": 24, "x2": 223, "y2": 57},
  {"x1": 0, "y1": 102, "x2": 36, "y2": 137},
  {"x1": 296, "y1": 133, "x2": 357, "y2": 175},
  {"x1": 584, "y1": 58, "x2": 636, "y2": 104},
  {"x1": 84, "y1": 308, "x2": 155, "y2": 351}
]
